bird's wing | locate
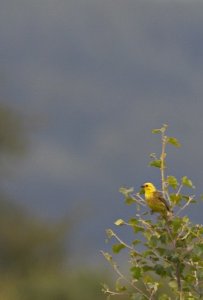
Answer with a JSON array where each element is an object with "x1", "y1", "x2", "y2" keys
[{"x1": 155, "y1": 191, "x2": 170, "y2": 211}]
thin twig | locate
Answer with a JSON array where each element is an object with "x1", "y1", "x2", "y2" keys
[
  {"x1": 111, "y1": 231, "x2": 135, "y2": 251},
  {"x1": 135, "y1": 193, "x2": 146, "y2": 204},
  {"x1": 130, "y1": 193, "x2": 146, "y2": 207},
  {"x1": 176, "y1": 184, "x2": 183, "y2": 196},
  {"x1": 113, "y1": 260, "x2": 150, "y2": 299},
  {"x1": 176, "y1": 195, "x2": 195, "y2": 216},
  {"x1": 160, "y1": 130, "x2": 167, "y2": 198},
  {"x1": 101, "y1": 250, "x2": 150, "y2": 299}
]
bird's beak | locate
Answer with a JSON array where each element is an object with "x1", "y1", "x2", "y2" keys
[{"x1": 141, "y1": 185, "x2": 144, "y2": 188}]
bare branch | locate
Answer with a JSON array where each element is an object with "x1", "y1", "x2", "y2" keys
[{"x1": 176, "y1": 195, "x2": 195, "y2": 216}]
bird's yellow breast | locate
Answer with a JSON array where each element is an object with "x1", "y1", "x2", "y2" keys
[
  {"x1": 144, "y1": 190, "x2": 154, "y2": 200},
  {"x1": 145, "y1": 191, "x2": 167, "y2": 213}
]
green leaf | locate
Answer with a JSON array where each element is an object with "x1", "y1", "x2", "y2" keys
[
  {"x1": 119, "y1": 186, "x2": 134, "y2": 196},
  {"x1": 182, "y1": 216, "x2": 189, "y2": 224},
  {"x1": 112, "y1": 243, "x2": 126, "y2": 254},
  {"x1": 197, "y1": 243, "x2": 203, "y2": 254},
  {"x1": 158, "y1": 294, "x2": 171, "y2": 300},
  {"x1": 106, "y1": 229, "x2": 114, "y2": 238},
  {"x1": 132, "y1": 239, "x2": 141, "y2": 246},
  {"x1": 114, "y1": 219, "x2": 125, "y2": 226},
  {"x1": 133, "y1": 225, "x2": 144, "y2": 233},
  {"x1": 152, "y1": 129, "x2": 162, "y2": 134},
  {"x1": 143, "y1": 274, "x2": 154, "y2": 284},
  {"x1": 149, "y1": 160, "x2": 161, "y2": 168},
  {"x1": 155, "y1": 264, "x2": 167, "y2": 276},
  {"x1": 170, "y1": 193, "x2": 182, "y2": 205},
  {"x1": 125, "y1": 196, "x2": 136, "y2": 205},
  {"x1": 142, "y1": 265, "x2": 154, "y2": 272},
  {"x1": 193, "y1": 243, "x2": 203, "y2": 256},
  {"x1": 130, "y1": 250, "x2": 140, "y2": 257},
  {"x1": 115, "y1": 281, "x2": 127, "y2": 292},
  {"x1": 130, "y1": 293, "x2": 143, "y2": 300},
  {"x1": 168, "y1": 280, "x2": 178, "y2": 290},
  {"x1": 143, "y1": 276, "x2": 160, "y2": 292},
  {"x1": 169, "y1": 254, "x2": 180, "y2": 263},
  {"x1": 128, "y1": 218, "x2": 138, "y2": 226},
  {"x1": 156, "y1": 247, "x2": 167, "y2": 256},
  {"x1": 131, "y1": 266, "x2": 142, "y2": 280},
  {"x1": 166, "y1": 176, "x2": 178, "y2": 189},
  {"x1": 149, "y1": 235, "x2": 159, "y2": 247},
  {"x1": 181, "y1": 176, "x2": 194, "y2": 188},
  {"x1": 119, "y1": 187, "x2": 136, "y2": 205},
  {"x1": 143, "y1": 250, "x2": 156, "y2": 258},
  {"x1": 167, "y1": 137, "x2": 181, "y2": 147},
  {"x1": 152, "y1": 124, "x2": 168, "y2": 134},
  {"x1": 184, "y1": 273, "x2": 196, "y2": 284},
  {"x1": 171, "y1": 217, "x2": 183, "y2": 232},
  {"x1": 159, "y1": 233, "x2": 167, "y2": 244}
]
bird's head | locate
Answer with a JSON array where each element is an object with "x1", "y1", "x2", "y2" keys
[{"x1": 141, "y1": 182, "x2": 157, "y2": 193}]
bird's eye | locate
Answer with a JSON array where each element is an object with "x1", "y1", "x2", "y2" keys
[{"x1": 145, "y1": 184, "x2": 148, "y2": 187}]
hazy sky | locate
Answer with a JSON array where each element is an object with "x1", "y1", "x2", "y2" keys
[{"x1": 1, "y1": 0, "x2": 203, "y2": 263}]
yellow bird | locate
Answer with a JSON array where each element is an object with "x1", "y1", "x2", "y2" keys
[{"x1": 141, "y1": 182, "x2": 171, "y2": 216}]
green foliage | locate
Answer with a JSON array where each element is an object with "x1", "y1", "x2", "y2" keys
[
  {"x1": 112, "y1": 244, "x2": 126, "y2": 254},
  {"x1": 149, "y1": 160, "x2": 162, "y2": 169},
  {"x1": 114, "y1": 219, "x2": 125, "y2": 226},
  {"x1": 102, "y1": 125, "x2": 203, "y2": 300},
  {"x1": 166, "y1": 137, "x2": 181, "y2": 148},
  {"x1": 181, "y1": 176, "x2": 194, "y2": 188},
  {"x1": 166, "y1": 176, "x2": 178, "y2": 189}
]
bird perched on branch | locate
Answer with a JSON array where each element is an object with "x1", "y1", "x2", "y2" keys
[{"x1": 141, "y1": 182, "x2": 171, "y2": 217}]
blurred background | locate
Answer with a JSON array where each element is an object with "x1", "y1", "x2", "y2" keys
[{"x1": 1, "y1": 0, "x2": 203, "y2": 298}]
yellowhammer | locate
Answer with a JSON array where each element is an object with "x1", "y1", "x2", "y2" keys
[{"x1": 141, "y1": 182, "x2": 171, "y2": 216}]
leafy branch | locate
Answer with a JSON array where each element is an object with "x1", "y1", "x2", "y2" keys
[{"x1": 102, "y1": 125, "x2": 203, "y2": 300}]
